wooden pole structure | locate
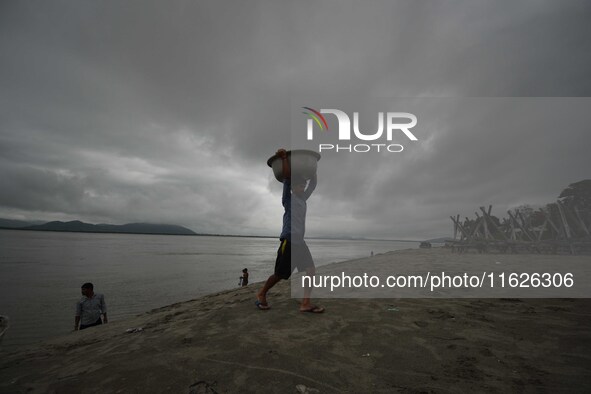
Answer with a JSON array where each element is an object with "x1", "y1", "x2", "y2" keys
[
  {"x1": 537, "y1": 219, "x2": 547, "y2": 241},
  {"x1": 476, "y1": 212, "x2": 491, "y2": 240},
  {"x1": 451, "y1": 204, "x2": 590, "y2": 256},
  {"x1": 556, "y1": 201, "x2": 575, "y2": 254},
  {"x1": 556, "y1": 201, "x2": 573, "y2": 239},
  {"x1": 573, "y1": 206, "x2": 590, "y2": 236},
  {"x1": 539, "y1": 208, "x2": 561, "y2": 238},
  {"x1": 509, "y1": 218, "x2": 516, "y2": 240},
  {"x1": 507, "y1": 210, "x2": 534, "y2": 242},
  {"x1": 480, "y1": 206, "x2": 509, "y2": 241},
  {"x1": 450, "y1": 216, "x2": 470, "y2": 241},
  {"x1": 470, "y1": 216, "x2": 484, "y2": 240},
  {"x1": 516, "y1": 210, "x2": 536, "y2": 241}
]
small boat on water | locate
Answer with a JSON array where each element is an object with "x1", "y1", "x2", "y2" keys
[{"x1": 0, "y1": 315, "x2": 9, "y2": 343}]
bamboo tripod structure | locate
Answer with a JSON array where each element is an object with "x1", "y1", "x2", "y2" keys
[{"x1": 449, "y1": 203, "x2": 591, "y2": 255}]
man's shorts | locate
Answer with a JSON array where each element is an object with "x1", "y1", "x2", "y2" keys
[{"x1": 274, "y1": 239, "x2": 315, "y2": 280}]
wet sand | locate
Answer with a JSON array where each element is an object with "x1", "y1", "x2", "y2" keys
[{"x1": 1, "y1": 248, "x2": 591, "y2": 393}]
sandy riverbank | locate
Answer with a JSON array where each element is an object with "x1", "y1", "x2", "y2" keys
[{"x1": 1, "y1": 248, "x2": 590, "y2": 393}]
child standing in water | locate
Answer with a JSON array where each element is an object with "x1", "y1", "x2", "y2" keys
[{"x1": 239, "y1": 268, "x2": 249, "y2": 287}]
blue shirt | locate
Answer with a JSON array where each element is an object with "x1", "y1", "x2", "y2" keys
[{"x1": 280, "y1": 177, "x2": 316, "y2": 244}]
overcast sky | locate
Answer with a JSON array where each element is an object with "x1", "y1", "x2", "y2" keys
[{"x1": 1, "y1": 0, "x2": 590, "y2": 240}]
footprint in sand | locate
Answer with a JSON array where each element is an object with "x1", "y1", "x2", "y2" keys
[
  {"x1": 188, "y1": 380, "x2": 217, "y2": 394},
  {"x1": 480, "y1": 348, "x2": 494, "y2": 357}
]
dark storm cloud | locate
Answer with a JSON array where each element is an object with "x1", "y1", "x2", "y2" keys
[
  {"x1": 1, "y1": 0, "x2": 590, "y2": 238},
  {"x1": 305, "y1": 98, "x2": 591, "y2": 239}
]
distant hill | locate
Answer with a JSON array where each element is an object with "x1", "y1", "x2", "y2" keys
[
  {"x1": 2, "y1": 220, "x2": 197, "y2": 235},
  {"x1": 426, "y1": 237, "x2": 454, "y2": 243},
  {"x1": 0, "y1": 219, "x2": 46, "y2": 229}
]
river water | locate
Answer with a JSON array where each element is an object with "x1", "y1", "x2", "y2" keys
[{"x1": 0, "y1": 229, "x2": 418, "y2": 349}]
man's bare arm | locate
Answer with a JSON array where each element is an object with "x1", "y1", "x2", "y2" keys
[
  {"x1": 276, "y1": 148, "x2": 290, "y2": 179},
  {"x1": 304, "y1": 173, "x2": 317, "y2": 200}
]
